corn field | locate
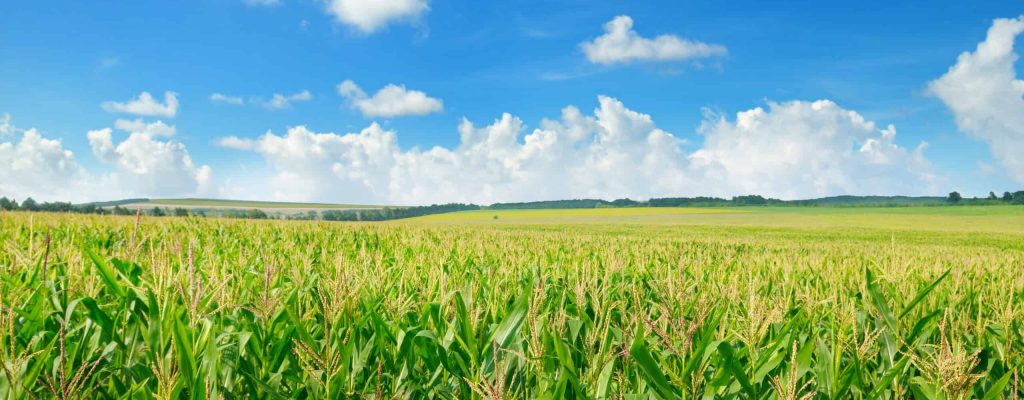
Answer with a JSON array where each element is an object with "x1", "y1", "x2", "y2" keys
[{"x1": 0, "y1": 212, "x2": 1021, "y2": 399}]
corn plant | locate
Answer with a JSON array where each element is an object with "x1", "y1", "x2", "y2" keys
[{"x1": 0, "y1": 211, "x2": 1021, "y2": 398}]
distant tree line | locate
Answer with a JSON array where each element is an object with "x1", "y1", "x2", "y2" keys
[
  {"x1": 0, "y1": 196, "x2": 479, "y2": 222},
  {"x1": 946, "y1": 191, "x2": 1024, "y2": 205},
  {"x1": 0, "y1": 196, "x2": 275, "y2": 219},
  {"x1": 491, "y1": 195, "x2": 782, "y2": 209},
  {"x1": 320, "y1": 203, "x2": 480, "y2": 221},
  {"x1": 650, "y1": 195, "x2": 780, "y2": 207},
  {"x1": 490, "y1": 199, "x2": 610, "y2": 209},
  {"x1": 3, "y1": 190, "x2": 1022, "y2": 222},
  {"x1": 1, "y1": 197, "x2": 111, "y2": 214},
  {"x1": 492, "y1": 192, "x2": 1024, "y2": 208},
  {"x1": 111, "y1": 206, "x2": 273, "y2": 219}
]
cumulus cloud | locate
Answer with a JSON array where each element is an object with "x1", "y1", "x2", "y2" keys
[
  {"x1": 262, "y1": 90, "x2": 312, "y2": 110},
  {"x1": 0, "y1": 113, "x2": 14, "y2": 136},
  {"x1": 0, "y1": 113, "x2": 212, "y2": 201},
  {"x1": 929, "y1": 16, "x2": 1024, "y2": 184},
  {"x1": 216, "y1": 136, "x2": 256, "y2": 151},
  {"x1": 220, "y1": 96, "x2": 936, "y2": 204},
  {"x1": 690, "y1": 100, "x2": 936, "y2": 199},
  {"x1": 338, "y1": 80, "x2": 443, "y2": 117},
  {"x1": 581, "y1": 15, "x2": 727, "y2": 65},
  {"x1": 88, "y1": 120, "x2": 212, "y2": 198},
  {"x1": 113, "y1": 119, "x2": 176, "y2": 137},
  {"x1": 219, "y1": 123, "x2": 401, "y2": 202},
  {"x1": 101, "y1": 91, "x2": 179, "y2": 118},
  {"x1": 325, "y1": 0, "x2": 428, "y2": 33},
  {"x1": 210, "y1": 93, "x2": 245, "y2": 105},
  {"x1": 0, "y1": 127, "x2": 89, "y2": 201}
]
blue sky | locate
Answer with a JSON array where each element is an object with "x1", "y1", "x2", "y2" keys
[{"x1": 1, "y1": 1, "x2": 1022, "y2": 204}]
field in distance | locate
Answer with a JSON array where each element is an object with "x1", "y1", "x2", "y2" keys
[
  {"x1": 117, "y1": 198, "x2": 384, "y2": 211},
  {"x1": 409, "y1": 204, "x2": 1024, "y2": 234}
]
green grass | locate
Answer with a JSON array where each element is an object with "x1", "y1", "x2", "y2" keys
[
  {"x1": 142, "y1": 198, "x2": 383, "y2": 209},
  {"x1": 0, "y1": 207, "x2": 1021, "y2": 398}
]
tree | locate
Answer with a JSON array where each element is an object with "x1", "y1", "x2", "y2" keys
[
  {"x1": 733, "y1": 195, "x2": 770, "y2": 205},
  {"x1": 174, "y1": 208, "x2": 190, "y2": 217},
  {"x1": 21, "y1": 197, "x2": 39, "y2": 211},
  {"x1": 149, "y1": 207, "x2": 166, "y2": 217},
  {"x1": 40, "y1": 202, "x2": 73, "y2": 212},
  {"x1": 1004, "y1": 192, "x2": 1014, "y2": 202},
  {"x1": 0, "y1": 197, "x2": 17, "y2": 211},
  {"x1": 610, "y1": 198, "x2": 641, "y2": 207},
  {"x1": 988, "y1": 192, "x2": 998, "y2": 200},
  {"x1": 245, "y1": 209, "x2": 268, "y2": 219},
  {"x1": 947, "y1": 191, "x2": 962, "y2": 204}
]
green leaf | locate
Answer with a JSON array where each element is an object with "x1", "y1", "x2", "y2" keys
[
  {"x1": 594, "y1": 358, "x2": 616, "y2": 399},
  {"x1": 868, "y1": 357, "x2": 909, "y2": 400},
  {"x1": 716, "y1": 341, "x2": 756, "y2": 399},
  {"x1": 173, "y1": 317, "x2": 197, "y2": 386},
  {"x1": 981, "y1": 371, "x2": 1013, "y2": 400},
  {"x1": 81, "y1": 297, "x2": 122, "y2": 347},
  {"x1": 240, "y1": 370, "x2": 289, "y2": 400},
  {"x1": 865, "y1": 267, "x2": 897, "y2": 332},
  {"x1": 85, "y1": 247, "x2": 126, "y2": 297},
  {"x1": 899, "y1": 268, "x2": 951, "y2": 319},
  {"x1": 909, "y1": 376, "x2": 944, "y2": 400},
  {"x1": 905, "y1": 309, "x2": 942, "y2": 346},
  {"x1": 630, "y1": 336, "x2": 679, "y2": 400},
  {"x1": 490, "y1": 293, "x2": 528, "y2": 349}
]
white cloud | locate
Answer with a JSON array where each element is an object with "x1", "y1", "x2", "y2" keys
[
  {"x1": 213, "y1": 91, "x2": 313, "y2": 109},
  {"x1": 325, "y1": 0, "x2": 428, "y2": 33},
  {"x1": 216, "y1": 136, "x2": 256, "y2": 150},
  {"x1": 0, "y1": 128, "x2": 89, "y2": 201},
  {"x1": 101, "y1": 91, "x2": 179, "y2": 118},
  {"x1": 581, "y1": 15, "x2": 726, "y2": 65},
  {"x1": 88, "y1": 120, "x2": 213, "y2": 198},
  {"x1": 690, "y1": 100, "x2": 937, "y2": 199},
  {"x1": 223, "y1": 123, "x2": 401, "y2": 202},
  {"x1": 338, "y1": 80, "x2": 443, "y2": 117},
  {"x1": 210, "y1": 93, "x2": 245, "y2": 105},
  {"x1": 0, "y1": 113, "x2": 213, "y2": 201},
  {"x1": 262, "y1": 90, "x2": 312, "y2": 110},
  {"x1": 113, "y1": 119, "x2": 176, "y2": 137},
  {"x1": 929, "y1": 16, "x2": 1024, "y2": 184},
  {"x1": 220, "y1": 96, "x2": 936, "y2": 204},
  {"x1": 0, "y1": 113, "x2": 14, "y2": 136}
]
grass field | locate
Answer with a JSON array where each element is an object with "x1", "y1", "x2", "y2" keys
[{"x1": 0, "y1": 206, "x2": 1021, "y2": 398}]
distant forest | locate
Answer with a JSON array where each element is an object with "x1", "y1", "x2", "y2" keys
[
  {"x1": 1, "y1": 190, "x2": 1022, "y2": 221},
  {"x1": 491, "y1": 191, "x2": 1024, "y2": 209}
]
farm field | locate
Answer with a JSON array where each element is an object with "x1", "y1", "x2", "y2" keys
[
  {"x1": 0, "y1": 206, "x2": 1021, "y2": 398},
  {"x1": 411, "y1": 205, "x2": 1024, "y2": 234}
]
